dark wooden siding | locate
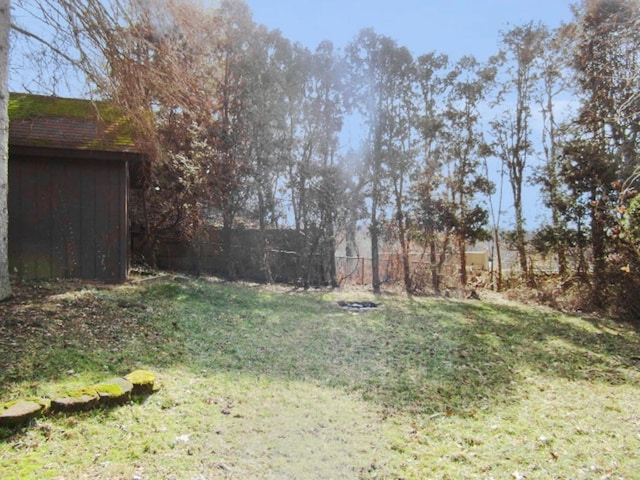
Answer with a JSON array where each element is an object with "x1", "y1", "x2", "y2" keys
[{"x1": 9, "y1": 153, "x2": 129, "y2": 283}]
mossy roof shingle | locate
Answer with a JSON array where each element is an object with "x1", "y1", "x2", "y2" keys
[{"x1": 9, "y1": 93, "x2": 138, "y2": 153}]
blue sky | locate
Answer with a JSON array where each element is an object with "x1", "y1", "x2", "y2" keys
[{"x1": 246, "y1": 0, "x2": 575, "y2": 60}]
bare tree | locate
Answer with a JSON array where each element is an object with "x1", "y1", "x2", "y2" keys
[
  {"x1": 287, "y1": 41, "x2": 346, "y2": 287},
  {"x1": 414, "y1": 52, "x2": 452, "y2": 293},
  {"x1": 443, "y1": 56, "x2": 494, "y2": 287},
  {"x1": 531, "y1": 25, "x2": 576, "y2": 277},
  {"x1": 491, "y1": 23, "x2": 546, "y2": 284},
  {"x1": 11, "y1": 1, "x2": 265, "y2": 266},
  {"x1": 345, "y1": 29, "x2": 413, "y2": 293},
  {"x1": 385, "y1": 49, "x2": 417, "y2": 294}
]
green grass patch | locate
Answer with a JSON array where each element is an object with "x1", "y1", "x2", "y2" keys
[{"x1": 1, "y1": 278, "x2": 638, "y2": 478}]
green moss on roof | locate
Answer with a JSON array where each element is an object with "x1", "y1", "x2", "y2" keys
[
  {"x1": 9, "y1": 92, "x2": 137, "y2": 149},
  {"x1": 9, "y1": 93, "x2": 123, "y2": 122}
]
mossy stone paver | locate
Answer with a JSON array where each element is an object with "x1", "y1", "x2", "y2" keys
[
  {"x1": 0, "y1": 399, "x2": 49, "y2": 427},
  {"x1": 92, "y1": 378, "x2": 134, "y2": 405},
  {"x1": 51, "y1": 388, "x2": 100, "y2": 412},
  {"x1": 1, "y1": 370, "x2": 158, "y2": 428},
  {"x1": 125, "y1": 370, "x2": 157, "y2": 395}
]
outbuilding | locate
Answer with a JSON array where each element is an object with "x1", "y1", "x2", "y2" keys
[{"x1": 8, "y1": 93, "x2": 143, "y2": 283}]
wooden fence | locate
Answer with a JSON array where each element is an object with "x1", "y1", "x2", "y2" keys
[{"x1": 153, "y1": 228, "x2": 491, "y2": 289}]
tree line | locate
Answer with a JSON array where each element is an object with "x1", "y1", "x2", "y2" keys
[{"x1": 8, "y1": 0, "x2": 640, "y2": 319}]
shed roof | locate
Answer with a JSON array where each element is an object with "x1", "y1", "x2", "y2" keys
[{"x1": 9, "y1": 93, "x2": 139, "y2": 154}]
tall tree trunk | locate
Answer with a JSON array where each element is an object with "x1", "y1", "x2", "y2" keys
[
  {"x1": 576, "y1": 218, "x2": 588, "y2": 277},
  {"x1": 591, "y1": 197, "x2": 606, "y2": 308},
  {"x1": 325, "y1": 210, "x2": 338, "y2": 288},
  {"x1": 256, "y1": 184, "x2": 273, "y2": 283},
  {"x1": 493, "y1": 226, "x2": 503, "y2": 292},
  {"x1": 513, "y1": 200, "x2": 529, "y2": 283},
  {"x1": 397, "y1": 210, "x2": 412, "y2": 294},
  {"x1": 140, "y1": 188, "x2": 157, "y2": 268},
  {"x1": 221, "y1": 204, "x2": 235, "y2": 279},
  {"x1": 544, "y1": 82, "x2": 567, "y2": 277},
  {"x1": 370, "y1": 139, "x2": 382, "y2": 294},
  {"x1": 396, "y1": 199, "x2": 413, "y2": 295},
  {"x1": 370, "y1": 175, "x2": 381, "y2": 293},
  {"x1": 429, "y1": 236, "x2": 439, "y2": 293},
  {"x1": 458, "y1": 191, "x2": 468, "y2": 287},
  {"x1": 370, "y1": 216, "x2": 381, "y2": 293},
  {"x1": 0, "y1": 0, "x2": 12, "y2": 301},
  {"x1": 393, "y1": 181, "x2": 412, "y2": 293},
  {"x1": 553, "y1": 208, "x2": 567, "y2": 276},
  {"x1": 298, "y1": 169, "x2": 309, "y2": 287},
  {"x1": 459, "y1": 237, "x2": 467, "y2": 286}
]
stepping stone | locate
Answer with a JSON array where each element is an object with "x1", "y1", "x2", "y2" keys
[
  {"x1": 124, "y1": 370, "x2": 158, "y2": 395},
  {"x1": 0, "y1": 399, "x2": 49, "y2": 427},
  {"x1": 92, "y1": 378, "x2": 134, "y2": 405},
  {"x1": 51, "y1": 388, "x2": 100, "y2": 412}
]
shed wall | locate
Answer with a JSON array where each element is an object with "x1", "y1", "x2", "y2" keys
[{"x1": 8, "y1": 153, "x2": 128, "y2": 283}]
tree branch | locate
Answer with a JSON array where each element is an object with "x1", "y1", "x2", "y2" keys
[{"x1": 10, "y1": 21, "x2": 79, "y2": 65}]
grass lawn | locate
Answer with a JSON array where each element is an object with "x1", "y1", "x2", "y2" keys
[{"x1": 1, "y1": 277, "x2": 639, "y2": 479}]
